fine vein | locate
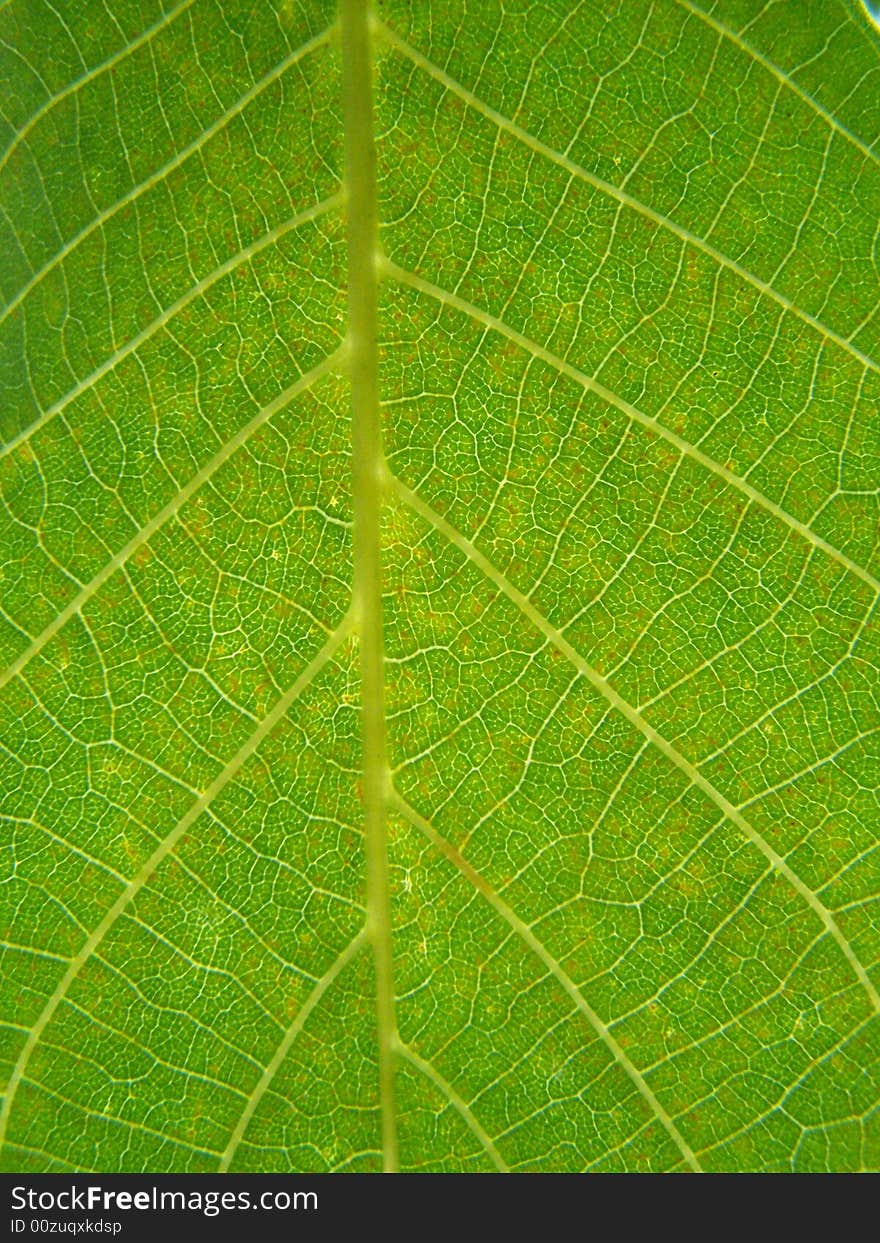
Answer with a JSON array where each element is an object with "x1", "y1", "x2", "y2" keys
[
  {"x1": 0, "y1": 0, "x2": 198, "y2": 178},
  {"x1": 676, "y1": 0, "x2": 880, "y2": 171},
  {"x1": 0, "y1": 25, "x2": 334, "y2": 329},
  {"x1": 0, "y1": 194, "x2": 342, "y2": 463},
  {"x1": 397, "y1": 1042, "x2": 510, "y2": 1172}
]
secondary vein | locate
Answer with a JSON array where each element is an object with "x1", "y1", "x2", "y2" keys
[
  {"x1": 384, "y1": 258, "x2": 880, "y2": 598},
  {"x1": 0, "y1": 351, "x2": 343, "y2": 695},
  {"x1": 391, "y1": 473, "x2": 880, "y2": 1018},
  {"x1": 0, "y1": 619, "x2": 354, "y2": 1157},
  {"x1": 395, "y1": 793, "x2": 703, "y2": 1173},
  {"x1": 375, "y1": 21, "x2": 880, "y2": 379}
]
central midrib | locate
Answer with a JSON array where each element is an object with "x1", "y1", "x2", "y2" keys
[{"x1": 340, "y1": 0, "x2": 400, "y2": 1172}]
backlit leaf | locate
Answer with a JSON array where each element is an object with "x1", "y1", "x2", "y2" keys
[{"x1": 1, "y1": 0, "x2": 878, "y2": 1173}]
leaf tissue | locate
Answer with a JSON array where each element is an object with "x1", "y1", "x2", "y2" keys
[{"x1": 0, "y1": 0, "x2": 878, "y2": 1173}]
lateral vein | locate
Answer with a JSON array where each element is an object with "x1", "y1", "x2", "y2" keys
[
  {"x1": 0, "y1": 617, "x2": 354, "y2": 1155},
  {"x1": 0, "y1": 0, "x2": 198, "y2": 178},
  {"x1": 0, "y1": 194, "x2": 343, "y2": 462},
  {"x1": 0, "y1": 25, "x2": 334, "y2": 328},
  {"x1": 0, "y1": 350, "x2": 342, "y2": 694},
  {"x1": 397, "y1": 1042, "x2": 510, "y2": 1172},
  {"x1": 219, "y1": 929, "x2": 368, "y2": 1171},
  {"x1": 375, "y1": 21, "x2": 879, "y2": 378},
  {"x1": 391, "y1": 473, "x2": 880, "y2": 1017},
  {"x1": 394, "y1": 792, "x2": 703, "y2": 1173},
  {"x1": 384, "y1": 258, "x2": 880, "y2": 597},
  {"x1": 676, "y1": 0, "x2": 880, "y2": 172}
]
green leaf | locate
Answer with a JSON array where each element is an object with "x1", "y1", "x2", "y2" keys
[{"x1": 1, "y1": 0, "x2": 878, "y2": 1174}]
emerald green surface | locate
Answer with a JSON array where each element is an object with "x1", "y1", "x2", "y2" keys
[{"x1": 1, "y1": 0, "x2": 879, "y2": 1172}]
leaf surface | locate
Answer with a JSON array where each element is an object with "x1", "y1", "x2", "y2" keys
[{"x1": 0, "y1": 0, "x2": 879, "y2": 1173}]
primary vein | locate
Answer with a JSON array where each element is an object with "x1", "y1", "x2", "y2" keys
[{"x1": 341, "y1": 0, "x2": 399, "y2": 1174}]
